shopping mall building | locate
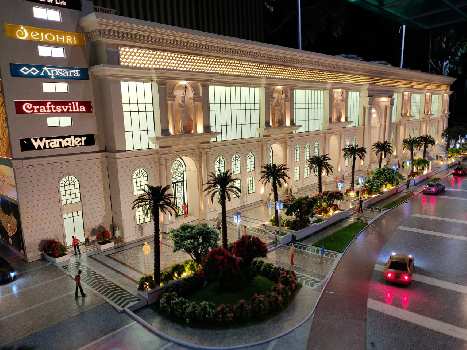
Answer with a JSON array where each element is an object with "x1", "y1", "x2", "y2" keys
[{"x1": 0, "y1": 0, "x2": 454, "y2": 261}]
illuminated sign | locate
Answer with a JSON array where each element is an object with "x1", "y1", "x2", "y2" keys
[
  {"x1": 27, "y1": 0, "x2": 82, "y2": 10},
  {"x1": 15, "y1": 100, "x2": 93, "y2": 114},
  {"x1": 20, "y1": 134, "x2": 95, "y2": 151},
  {"x1": 10, "y1": 63, "x2": 89, "y2": 80},
  {"x1": 4, "y1": 24, "x2": 85, "y2": 46}
]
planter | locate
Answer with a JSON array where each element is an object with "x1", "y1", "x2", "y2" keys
[
  {"x1": 137, "y1": 279, "x2": 183, "y2": 305},
  {"x1": 97, "y1": 241, "x2": 114, "y2": 251},
  {"x1": 42, "y1": 253, "x2": 70, "y2": 265}
]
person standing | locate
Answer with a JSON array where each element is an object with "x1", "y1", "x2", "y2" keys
[
  {"x1": 72, "y1": 236, "x2": 81, "y2": 255},
  {"x1": 74, "y1": 270, "x2": 86, "y2": 298}
]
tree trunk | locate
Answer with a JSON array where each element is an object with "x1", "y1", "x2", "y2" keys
[
  {"x1": 378, "y1": 153, "x2": 383, "y2": 168},
  {"x1": 273, "y1": 181, "x2": 279, "y2": 226},
  {"x1": 410, "y1": 148, "x2": 414, "y2": 173},
  {"x1": 221, "y1": 194, "x2": 228, "y2": 249},
  {"x1": 318, "y1": 167, "x2": 323, "y2": 194},
  {"x1": 423, "y1": 144, "x2": 427, "y2": 160},
  {"x1": 351, "y1": 155, "x2": 356, "y2": 191},
  {"x1": 153, "y1": 207, "x2": 161, "y2": 286}
]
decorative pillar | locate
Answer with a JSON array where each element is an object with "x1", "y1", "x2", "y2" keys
[
  {"x1": 264, "y1": 86, "x2": 272, "y2": 128},
  {"x1": 363, "y1": 96, "x2": 372, "y2": 167},
  {"x1": 157, "y1": 81, "x2": 170, "y2": 136},
  {"x1": 201, "y1": 83, "x2": 211, "y2": 133},
  {"x1": 322, "y1": 89, "x2": 330, "y2": 130},
  {"x1": 288, "y1": 88, "x2": 295, "y2": 126}
]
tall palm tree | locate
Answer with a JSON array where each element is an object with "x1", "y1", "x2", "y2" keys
[
  {"x1": 372, "y1": 141, "x2": 393, "y2": 168},
  {"x1": 417, "y1": 134, "x2": 435, "y2": 160},
  {"x1": 307, "y1": 154, "x2": 333, "y2": 194},
  {"x1": 260, "y1": 163, "x2": 289, "y2": 227},
  {"x1": 132, "y1": 185, "x2": 177, "y2": 286},
  {"x1": 402, "y1": 136, "x2": 421, "y2": 173},
  {"x1": 204, "y1": 170, "x2": 241, "y2": 249},
  {"x1": 343, "y1": 145, "x2": 366, "y2": 191}
]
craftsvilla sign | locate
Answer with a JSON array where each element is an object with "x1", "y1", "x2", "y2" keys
[
  {"x1": 27, "y1": 0, "x2": 82, "y2": 10},
  {"x1": 20, "y1": 134, "x2": 95, "y2": 151},
  {"x1": 4, "y1": 24, "x2": 85, "y2": 46},
  {"x1": 15, "y1": 100, "x2": 93, "y2": 114},
  {"x1": 10, "y1": 63, "x2": 89, "y2": 80}
]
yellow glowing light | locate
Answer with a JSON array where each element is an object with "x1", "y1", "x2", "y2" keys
[
  {"x1": 4, "y1": 23, "x2": 85, "y2": 46},
  {"x1": 260, "y1": 185, "x2": 265, "y2": 194}
]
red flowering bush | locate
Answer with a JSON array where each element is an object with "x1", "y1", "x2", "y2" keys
[
  {"x1": 40, "y1": 239, "x2": 67, "y2": 258},
  {"x1": 231, "y1": 235, "x2": 268, "y2": 268},
  {"x1": 96, "y1": 229, "x2": 112, "y2": 244},
  {"x1": 203, "y1": 247, "x2": 242, "y2": 290},
  {"x1": 214, "y1": 304, "x2": 235, "y2": 324}
]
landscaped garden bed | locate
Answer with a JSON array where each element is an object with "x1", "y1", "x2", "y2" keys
[
  {"x1": 312, "y1": 219, "x2": 366, "y2": 253},
  {"x1": 40, "y1": 239, "x2": 69, "y2": 264}
]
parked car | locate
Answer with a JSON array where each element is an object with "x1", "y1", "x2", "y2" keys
[
  {"x1": 453, "y1": 166, "x2": 466, "y2": 176},
  {"x1": 0, "y1": 257, "x2": 16, "y2": 284},
  {"x1": 383, "y1": 253, "x2": 414, "y2": 285},
  {"x1": 422, "y1": 182, "x2": 445, "y2": 195}
]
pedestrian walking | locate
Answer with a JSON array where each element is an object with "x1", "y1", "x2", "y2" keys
[
  {"x1": 358, "y1": 195, "x2": 364, "y2": 214},
  {"x1": 74, "y1": 270, "x2": 86, "y2": 298},
  {"x1": 72, "y1": 235, "x2": 81, "y2": 255},
  {"x1": 290, "y1": 244, "x2": 295, "y2": 269}
]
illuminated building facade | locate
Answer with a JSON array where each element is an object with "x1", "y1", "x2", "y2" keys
[{"x1": 0, "y1": 0, "x2": 453, "y2": 261}]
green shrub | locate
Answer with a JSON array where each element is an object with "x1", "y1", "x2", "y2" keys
[
  {"x1": 196, "y1": 301, "x2": 216, "y2": 323},
  {"x1": 214, "y1": 304, "x2": 235, "y2": 324},
  {"x1": 233, "y1": 299, "x2": 251, "y2": 321},
  {"x1": 138, "y1": 275, "x2": 156, "y2": 291},
  {"x1": 250, "y1": 294, "x2": 270, "y2": 317}
]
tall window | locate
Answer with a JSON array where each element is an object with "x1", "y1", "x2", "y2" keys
[
  {"x1": 33, "y1": 6, "x2": 61, "y2": 21},
  {"x1": 214, "y1": 156, "x2": 226, "y2": 174},
  {"x1": 171, "y1": 158, "x2": 187, "y2": 216},
  {"x1": 391, "y1": 93, "x2": 398, "y2": 122},
  {"x1": 314, "y1": 142, "x2": 320, "y2": 156},
  {"x1": 347, "y1": 91, "x2": 360, "y2": 126},
  {"x1": 410, "y1": 93, "x2": 422, "y2": 119},
  {"x1": 209, "y1": 86, "x2": 260, "y2": 142},
  {"x1": 132, "y1": 168, "x2": 148, "y2": 195},
  {"x1": 121, "y1": 81, "x2": 156, "y2": 151},
  {"x1": 431, "y1": 94, "x2": 442, "y2": 116},
  {"x1": 59, "y1": 176, "x2": 81, "y2": 205},
  {"x1": 294, "y1": 89, "x2": 324, "y2": 132},
  {"x1": 304, "y1": 144, "x2": 310, "y2": 160},
  {"x1": 247, "y1": 152, "x2": 255, "y2": 172},
  {"x1": 294, "y1": 166, "x2": 300, "y2": 181},
  {"x1": 247, "y1": 176, "x2": 256, "y2": 194},
  {"x1": 294, "y1": 145, "x2": 300, "y2": 162},
  {"x1": 304, "y1": 145, "x2": 310, "y2": 178},
  {"x1": 232, "y1": 154, "x2": 241, "y2": 175},
  {"x1": 234, "y1": 179, "x2": 241, "y2": 192}
]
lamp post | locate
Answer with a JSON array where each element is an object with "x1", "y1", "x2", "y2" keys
[
  {"x1": 233, "y1": 211, "x2": 241, "y2": 240},
  {"x1": 275, "y1": 200, "x2": 283, "y2": 233},
  {"x1": 142, "y1": 242, "x2": 151, "y2": 275}
]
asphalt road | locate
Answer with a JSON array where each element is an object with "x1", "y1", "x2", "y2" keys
[{"x1": 308, "y1": 168, "x2": 467, "y2": 350}]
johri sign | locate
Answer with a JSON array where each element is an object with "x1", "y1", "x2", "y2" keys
[
  {"x1": 27, "y1": 0, "x2": 81, "y2": 10},
  {"x1": 20, "y1": 134, "x2": 95, "y2": 151},
  {"x1": 10, "y1": 63, "x2": 89, "y2": 80},
  {"x1": 15, "y1": 100, "x2": 93, "y2": 114},
  {"x1": 4, "y1": 24, "x2": 85, "y2": 46}
]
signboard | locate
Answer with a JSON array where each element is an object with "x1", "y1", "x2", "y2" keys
[
  {"x1": 10, "y1": 63, "x2": 89, "y2": 80},
  {"x1": 20, "y1": 134, "x2": 95, "y2": 151},
  {"x1": 4, "y1": 24, "x2": 85, "y2": 46},
  {"x1": 27, "y1": 0, "x2": 82, "y2": 10},
  {"x1": 15, "y1": 100, "x2": 93, "y2": 114}
]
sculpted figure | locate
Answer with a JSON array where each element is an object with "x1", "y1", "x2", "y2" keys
[{"x1": 271, "y1": 89, "x2": 285, "y2": 127}]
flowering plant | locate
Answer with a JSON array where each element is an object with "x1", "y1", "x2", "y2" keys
[
  {"x1": 40, "y1": 239, "x2": 67, "y2": 258},
  {"x1": 96, "y1": 229, "x2": 112, "y2": 244}
]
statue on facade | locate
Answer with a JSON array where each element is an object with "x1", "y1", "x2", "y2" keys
[
  {"x1": 333, "y1": 89, "x2": 346, "y2": 123},
  {"x1": 173, "y1": 85, "x2": 194, "y2": 134},
  {"x1": 271, "y1": 88, "x2": 286, "y2": 127}
]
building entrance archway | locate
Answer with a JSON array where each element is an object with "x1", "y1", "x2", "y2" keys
[{"x1": 171, "y1": 156, "x2": 199, "y2": 217}]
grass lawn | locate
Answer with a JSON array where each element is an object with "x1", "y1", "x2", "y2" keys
[
  {"x1": 313, "y1": 220, "x2": 367, "y2": 253},
  {"x1": 188, "y1": 275, "x2": 275, "y2": 305},
  {"x1": 382, "y1": 193, "x2": 412, "y2": 209}
]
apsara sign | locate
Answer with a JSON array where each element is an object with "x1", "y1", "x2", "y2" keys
[
  {"x1": 15, "y1": 100, "x2": 93, "y2": 114},
  {"x1": 10, "y1": 63, "x2": 89, "y2": 80},
  {"x1": 4, "y1": 24, "x2": 85, "y2": 46},
  {"x1": 20, "y1": 134, "x2": 95, "y2": 151},
  {"x1": 26, "y1": 0, "x2": 82, "y2": 10}
]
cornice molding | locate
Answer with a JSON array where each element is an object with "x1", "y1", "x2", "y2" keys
[{"x1": 80, "y1": 13, "x2": 454, "y2": 90}]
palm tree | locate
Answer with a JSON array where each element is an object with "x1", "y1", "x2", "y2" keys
[
  {"x1": 372, "y1": 141, "x2": 393, "y2": 168},
  {"x1": 307, "y1": 154, "x2": 333, "y2": 194},
  {"x1": 417, "y1": 134, "x2": 435, "y2": 160},
  {"x1": 402, "y1": 136, "x2": 421, "y2": 173},
  {"x1": 260, "y1": 163, "x2": 289, "y2": 227},
  {"x1": 132, "y1": 185, "x2": 177, "y2": 286},
  {"x1": 343, "y1": 145, "x2": 366, "y2": 191},
  {"x1": 204, "y1": 170, "x2": 241, "y2": 249}
]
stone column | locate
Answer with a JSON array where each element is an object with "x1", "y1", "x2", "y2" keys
[
  {"x1": 264, "y1": 86, "x2": 272, "y2": 128},
  {"x1": 322, "y1": 89, "x2": 330, "y2": 130},
  {"x1": 288, "y1": 89, "x2": 295, "y2": 126},
  {"x1": 199, "y1": 149, "x2": 209, "y2": 219},
  {"x1": 201, "y1": 83, "x2": 211, "y2": 133},
  {"x1": 363, "y1": 96, "x2": 373, "y2": 167},
  {"x1": 157, "y1": 81, "x2": 170, "y2": 136}
]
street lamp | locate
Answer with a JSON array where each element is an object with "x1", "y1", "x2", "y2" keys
[{"x1": 233, "y1": 211, "x2": 241, "y2": 239}]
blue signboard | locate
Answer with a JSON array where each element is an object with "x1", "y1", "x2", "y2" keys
[{"x1": 10, "y1": 63, "x2": 89, "y2": 80}]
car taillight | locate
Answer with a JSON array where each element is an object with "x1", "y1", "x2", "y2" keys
[
  {"x1": 402, "y1": 274, "x2": 410, "y2": 281},
  {"x1": 386, "y1": 272, "x2": 393, "y2": 278}
]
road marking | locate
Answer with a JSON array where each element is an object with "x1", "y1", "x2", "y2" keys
[
  {"x1": 437, "y1": 195, "x2": 467, "y2": 201},
  {"x1": 446, "y1": 189, "x2": 467, "y2": 193},
  {"x1": 0, "y1": 275, "x2": 68, "y2": 298},
  {"x1": 368, "y1": 299, "x2": 467, "y2": 342},
  {"x1": 0, "y1": 291, "x2": 75, "y2": 322},
  {"x1": 374, "y1": 265, "x2": 467, "y2": 294},
  {"x1": 412, "y1": 214, "x2": 467, "y2": 225},
  {"x1": 398, "y1": 226, "x2": 467, "y2": 241},
  {"x1": 78, "y1": 321, "x2": 137, "y2": 350}
]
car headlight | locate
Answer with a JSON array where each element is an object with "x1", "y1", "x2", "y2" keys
[{"x1": 9, "y1": 272, "x2": 16, "y2": 279}]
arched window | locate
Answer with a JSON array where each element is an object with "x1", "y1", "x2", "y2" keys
[
  {"x1": 132, "y1": 168, "x2": 148, "y2": 195},
  {"x1": 295, "y1": 145, "x2": 300, "y2": 162},
  {"x1": 304, "y1": 144, "x2": 310, "y2": 160},
  {"x1": 214, "y1": 156, "x2": 226, "y2": 175},
  {"x1": 59, "y1": 176, "x2": 81, "y2": 205},
  {"x1": 171, "y1": 158, "x2": 187, "y2": 216},
  {"x1": 247, "y1": 176, "x2": 255, "y2": 194},
  {"x1": 246, "y1": 152, "x2": 255, "y2": 172},
  {"x1": 314, "y1": 142, "x2": 320, "y2": 156},
  {"x1": 232, "y1": 154, "x2": 241, "y2": 175}
]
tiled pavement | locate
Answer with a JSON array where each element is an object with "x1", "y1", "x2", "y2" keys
[{"x1": 62, "y1": 261, "x2": 142, "y2": 310}]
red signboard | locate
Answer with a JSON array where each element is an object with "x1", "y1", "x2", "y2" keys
[{"x1": 14, "y1": 100, "x2": 93, "y2": 114}]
